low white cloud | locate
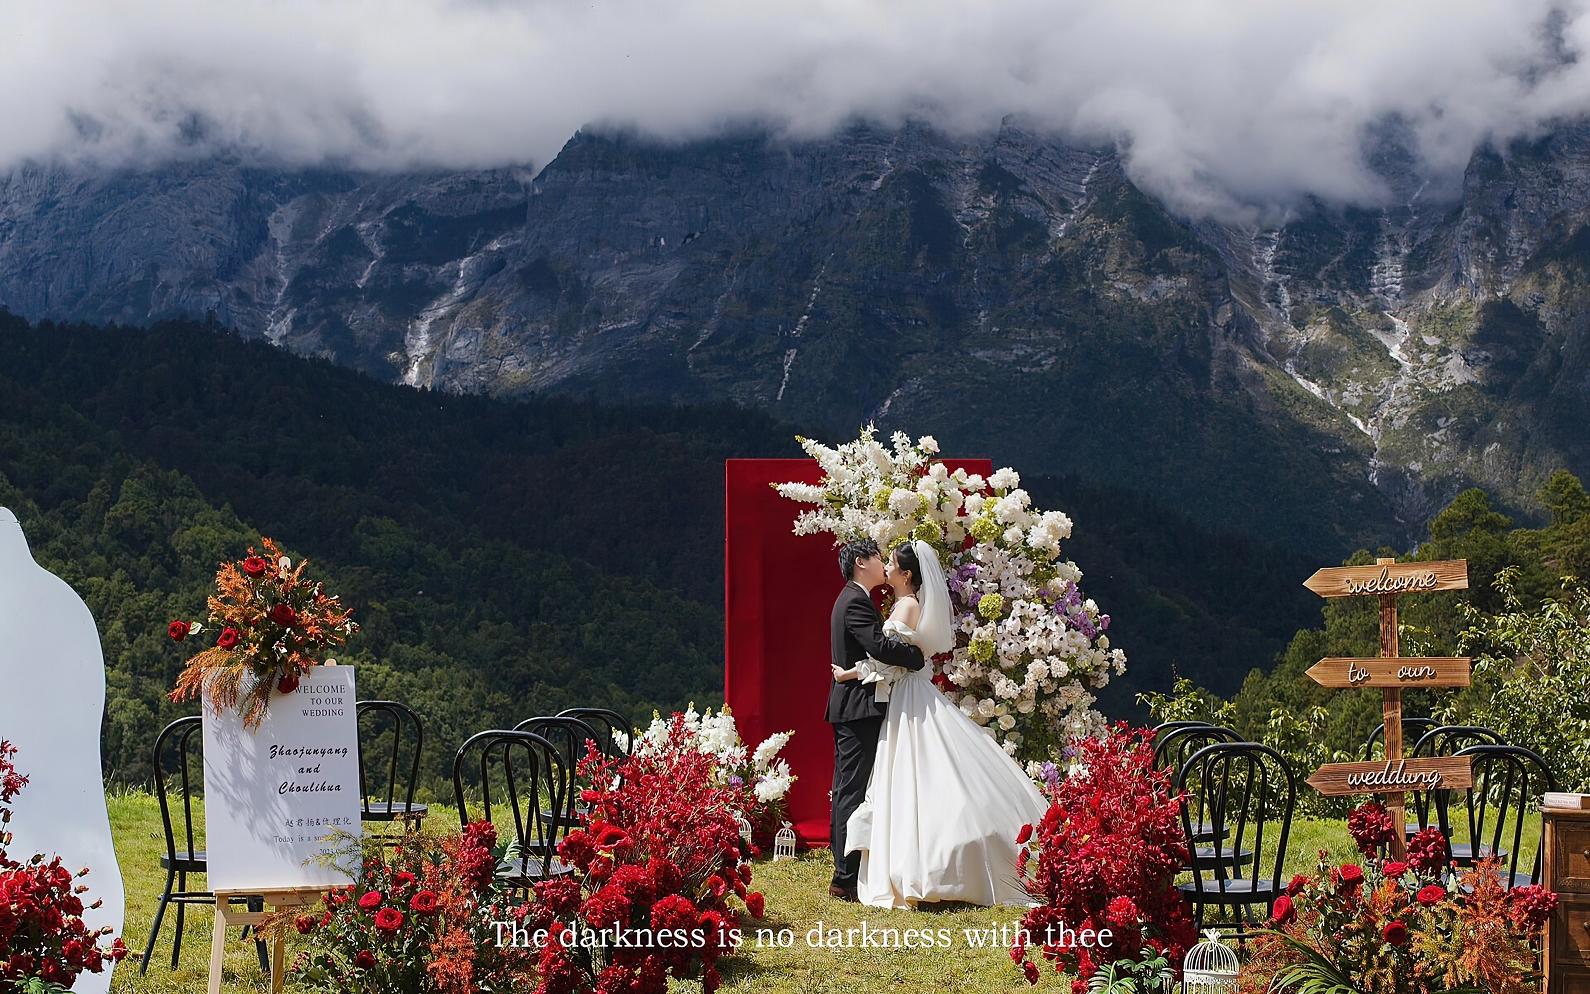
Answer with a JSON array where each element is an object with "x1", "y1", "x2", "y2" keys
[{"x1": 5, "y1": 0, "x2": 1590, "y2": 218}]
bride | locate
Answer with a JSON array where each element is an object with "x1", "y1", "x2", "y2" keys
[{"x1": 834, "y1": 539, "x2": 1048, "y2": 909}]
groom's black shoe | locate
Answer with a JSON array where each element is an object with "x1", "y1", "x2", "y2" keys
[{"x1": 828, "y1": 884, "x2": 858, "y2": 902}]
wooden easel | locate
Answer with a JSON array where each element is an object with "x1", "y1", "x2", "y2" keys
[
  {"x1": 208, "y1": 887, "x2": 325, "y2": 994},
  {"x1": 1302, "y1": 556, "x2": 1473, "y2": 858}
]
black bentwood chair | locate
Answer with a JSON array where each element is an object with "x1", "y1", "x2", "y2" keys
[
  {"x1": 453, "y1": 730, "x2": 576, "y2": 887},
  {"x1": 515, "y1": 714, "x2": 603, "y2": 834},
  {"x1": 1175, "y1": 741, "x2": 1295, "y2": 935},
  {"x1": 555, "y1": 707, "x2": 633, "y2": 759},
  {"x1": 1155, "y1": 725, "x2": 1247, "y2": 866},
  {"x1": 1408, "y1": 725, "x2": 1508, "y2": 840},
  {"x1": 1442, "y1": 744, "x2": 1558, "y2": 888},
  {"x1": 1361, "y1": 717, "x2": 1439, "y2": 761},
  {"x1": 356, "y1": 700, "x2": 428, "y2": 828},
  {"x1": 140, "y1": 717, "x2": 269, "y2": 976}
]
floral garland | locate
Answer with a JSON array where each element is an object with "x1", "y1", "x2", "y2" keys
[
  {"x1": 776, "y1": 427, "x2": 1125, "y2": 758},
  {"x1": 1247, "y1": 802, "x2": 1557, "y2": 994},
  {"x1": 168, "y1": 537, "x2": 357, "y2": 727},
  {"x1": 0, "y1": 741, "x2": 128, "y2": 992},
  {"x1": 628, "y1": 705, "x2": 795, "y2": 831},
  {"x1": 284, "y1": 822, "x2": 532, "y2": 994}
]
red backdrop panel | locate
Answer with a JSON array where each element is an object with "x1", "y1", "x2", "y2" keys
[{"x1": 723, "y1": 456, "x2": 991, "y2": 847}]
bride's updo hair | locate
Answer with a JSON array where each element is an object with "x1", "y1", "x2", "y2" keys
[{"x1": 890, "y1": 541, "x2": 922, "y2": 593}]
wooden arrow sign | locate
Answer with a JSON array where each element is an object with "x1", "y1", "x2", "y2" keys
[
  {"x1": 1307, "y1": 756, "x2": 1473, "y2": 797},
  {"x1": 1306, "y1": 657, "x2": 1472, "y2": 689},
  {"x1": 1303, "y1": 560, "x2": 1469, "y2": 598}
]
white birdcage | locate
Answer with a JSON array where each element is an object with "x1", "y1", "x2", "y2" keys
[
  {"x1": 773, "y1": 821, "x2": 797, "y2": 861},
  {"x1": 733, "y1": 810, "x2": 753, "y2": 848},
  {"x1": 1182, "y1": 930, "x2": 1240, "y2": 994}
]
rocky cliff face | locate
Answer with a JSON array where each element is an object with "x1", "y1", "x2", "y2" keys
[{"x1": 3, "y1": 121, "x2": 1587, "y2": 553}]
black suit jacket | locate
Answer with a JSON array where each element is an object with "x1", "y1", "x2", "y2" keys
[{"x1": 826, "y1": 581, "x2": 926, "y2": 724}]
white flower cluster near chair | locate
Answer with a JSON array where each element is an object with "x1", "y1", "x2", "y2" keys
[
  {"x1": 776, "y1": 426, "x2": 1126, "y2": 759},
  {"x1": 632, "y1": 703, "x2": 797, "y2": 809}
]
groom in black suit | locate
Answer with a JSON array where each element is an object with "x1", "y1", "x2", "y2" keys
[{"x1": 826, "y1": 538, "x2": 925, "y2": 900}]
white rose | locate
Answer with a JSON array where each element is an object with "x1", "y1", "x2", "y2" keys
[
  {"x1": 989, "y1": 468, "x2": 1020, "y2": 491},
  {"x1": 918, "y1": 435, "x2": 940, "y2": 454},
  {"x1": 1003, "y1": 526, "x2": 1025, "y2": 545},
  {"x1": 997, "y1": 714, "x2": 1016, "y2": 731}
]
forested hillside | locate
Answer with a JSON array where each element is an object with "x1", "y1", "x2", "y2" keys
[{"x1": 2, "y1": 313, "x2": 1324, "y2": 788}]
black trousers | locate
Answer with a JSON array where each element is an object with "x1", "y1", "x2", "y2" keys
[{"x1": 829, "y1": 715, "x2": 883, "y2": 889}]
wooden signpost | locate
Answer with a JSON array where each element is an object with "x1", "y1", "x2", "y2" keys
[{"x1": 1303, "y1": 557, "x2": 1471, "y2": 857}]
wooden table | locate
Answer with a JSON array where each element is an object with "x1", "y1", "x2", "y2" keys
[
  {"x1": 208, "y1": 888, "x2": 324, "y2": 994},
  {"x1": 1543, "y1": 805, "x2": 1590, "y2": 992}
]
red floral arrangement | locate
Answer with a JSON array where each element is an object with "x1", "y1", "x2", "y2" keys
[
  {"x1": 527, "y1": 714, "x2": 765, "y2": 994},
  {"x1": 1249, "y1": 801, "x2": 1556, "y2": 994},
  {"x1": 0, "y1": 741, "x2": 127, "y2": 993},
  {"x1": 1012, "y1": 724, "x2": 1197, "y2": 991},
  {"x1": 168, "y1": 537, "x2": 357, "y2": 727},
  {"x1": 285, "y1": 822, "x2": 533, "y2": 994}
]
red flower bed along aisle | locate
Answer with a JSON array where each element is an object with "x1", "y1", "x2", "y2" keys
[
  {"x1": 1245, "y1": 800, "x2": 1556, "y2": 994},
  {"x1": 1013, "y1": 725, "x2": 1197, "y2": 992},
  {"x1": 533, "y1": 713, "x2": 767, "y2": 994},
  {"x1": 0, "y1": 741, "x2": 127, "y2": 993},
  {"x1": 288, "y1": 713, "x2": 765, "y2": 994}
]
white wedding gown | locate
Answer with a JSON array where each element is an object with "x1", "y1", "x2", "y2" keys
[{"x1": 844, "y1": 617, "x2": 1048, "y2": 909}]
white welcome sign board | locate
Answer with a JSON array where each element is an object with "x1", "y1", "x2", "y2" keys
[{"x1": 201, "y1": 665, "x2": 362, "y2": 892}]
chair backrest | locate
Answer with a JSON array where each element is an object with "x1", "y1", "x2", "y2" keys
[
  {"x1": 515, "y1": 715, "x2": 601, "y2": 823},
  {"x1": 356, "y1": 700, "x2": 424, "y2": 818},
  {"x1": 1152, "y1": 720, "x2": 1214, "y2": 739},
  {"x1": 152, "y1": 716, "x2": 204, "y2": 864},
  {"x1": 1175, "y1": 742, "x2": 1295, "y2": 905},
  {"x1": 452, "y1": 730, "x2": 570, "y2": 881},
  {"x1": 1448, "y1": 744, "x2": 1558, "y2": 887},
  {"x1": 555, "y1": 708, "x2": 633, "y2": 758},
  {"x1": 1153, "y1": 724, "x2": 1242, "y2": 773},
  {"x1": 1362, "y1": 717, "x2": 1439, "y2": 761},
  {"x1": 1406, "y1": 725, "x2": 1507, "y2": 829}
]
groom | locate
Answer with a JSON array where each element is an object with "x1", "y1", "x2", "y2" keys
[{"x1": 826, "y1": 538, "x2": 924, "y2": 901}]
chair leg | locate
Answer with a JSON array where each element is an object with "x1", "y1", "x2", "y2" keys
[
  {"x1": 140, "y1": 869, "x2": 176, "y2": 975},
  {"x1": 250, "y1": 897, "x2": 270, "y2": 973},
  {"x1": 171, "y1": 871, "x2": 188, "y2": 969}
]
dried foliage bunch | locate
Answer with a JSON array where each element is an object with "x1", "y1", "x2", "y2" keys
[{"x1": 168, "y1": 537, "x2": 357, "y2": 726}]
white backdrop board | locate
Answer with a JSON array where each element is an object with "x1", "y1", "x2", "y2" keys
[
  {"x1": 0, "y1": 507, "x2": 124, "y2": 994},
  {"x1": 201, "y1": 665, "x2": 362, "y2": 892}
]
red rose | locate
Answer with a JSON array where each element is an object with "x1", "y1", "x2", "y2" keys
[
  {"x1": 393, "y1": 871, "x2": 416, "y2": 889},
  {"x1": 409, "y1": 890, "x2": 440, "y2": 915},
  {"x1": 1383, "y1": 860, "x2": 1409, "y2": 879},
  {"x1": 1286, "y1": 874, "x2": 1310, "y2": 896},
  {"x1": 277, "y1": 673, "x2": 300, "y2": 694},
  {"x1": 168, "y1": 621, "x2": 191, "y2": 642},
  {"x1": 293, "y1": 914, "x2": 317, "y2": 934},
  {"x1": 1022, "y1": 960, "x2": 1040, "y2": 984},
  {"x1": 357, "y1": 890, "x2": 384, "y2": 910},
  {"x1": 1383, "y1": 919, "x2": 1409, "y2": 946},
  {"x1": 354, "y1": 949, "x2": 376, "y2": 970},
  {"x1": 1338, "y1": 864, "x2": 1365, "y2": 890},
  {"x1": 1416, "y1": 884, "x2": 1445, "y2": 906},
  {"x1": 745, "y1": 892, "x2": 765, "y2": 919},
  {"x1": 241, "y1": 556, "x2": 268, "y2": 577},
  {"x1": 373, "y1": 907, "x2": 404, "y2": 933},
  {"x1": 1269, "y1": 894, "x2": 1296, "y2": 926},
  {"x1": 216, "y1": 627, "x2": 240, "y2": 650},
  {"x1": 1015, "y1": 823, "x2": 1033, "y2": 845},
  {"x1": 267, "y1": 603, "x2": 298, "y2": 627}
]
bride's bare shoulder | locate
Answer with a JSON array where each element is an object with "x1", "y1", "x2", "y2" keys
[{"x1": 889, "y1": 595, "x2": 921, "y2": 624}]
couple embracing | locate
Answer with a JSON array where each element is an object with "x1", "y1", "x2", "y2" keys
[{"x1": 826, "y1": 538, "x2": 1046, "y2": 909}]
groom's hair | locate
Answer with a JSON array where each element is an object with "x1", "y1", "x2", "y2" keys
[{"x1": 837, "y1": 539, "x2": 880, "y2": 580}]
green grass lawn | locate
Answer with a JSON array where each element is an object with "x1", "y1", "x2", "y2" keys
[{"x1": 105, "y1": 789, "x2": 1391, "y2": 993}]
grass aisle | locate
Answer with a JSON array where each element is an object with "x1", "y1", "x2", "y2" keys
[{"x1": 107, "y1": 791, "x2": 1361, "y2": 993}]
